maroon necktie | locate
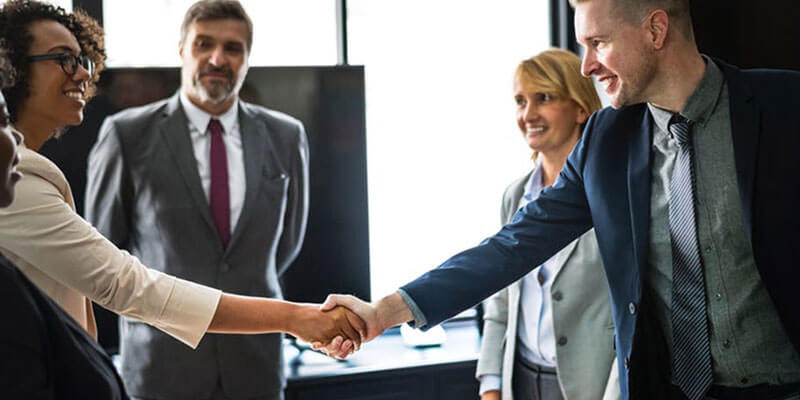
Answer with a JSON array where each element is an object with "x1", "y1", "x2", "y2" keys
[{"x1": 208, "y1": 118, "x2": 230, "y2": 247}]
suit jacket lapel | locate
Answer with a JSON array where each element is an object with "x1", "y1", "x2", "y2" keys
[
  {"x1": 227, "y1": 103, "x2": 269, "y2": 251},
  {"x1": 628, "y1": 107, "x2": 654, "y2": 275},
  {"x1": 550, "y1": 239, "x2": 580, "y2": 284},
  {"x1": 717, "y1": 60, "x2": 758, "y2": 242},
  {"x1": 158, "y1": 94, "x2": 218, "y2": 239}
]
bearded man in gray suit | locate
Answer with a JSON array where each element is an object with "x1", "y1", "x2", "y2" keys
[{"x1": 86, "y1": 1, "x2": 309, "y2": 399}]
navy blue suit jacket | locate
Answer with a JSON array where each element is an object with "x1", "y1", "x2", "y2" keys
[{"x1": 401, "y1": 59, "x2": 800, "y2": 399}]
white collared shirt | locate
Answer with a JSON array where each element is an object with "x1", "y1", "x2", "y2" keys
[
  {"x1": 179, "y1": 92, "x2": 246, "y2": 234},
  {"x1": 516, "y1": 161, "x2": 559, "y2": 368}
]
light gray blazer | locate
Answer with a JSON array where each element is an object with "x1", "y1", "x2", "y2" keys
[
  {"x1": 86, "y1": 93, "x2": 309, "y2": 400},
  {"x1": 476, "y1": 169, "x2": 619, "y2": 400}
]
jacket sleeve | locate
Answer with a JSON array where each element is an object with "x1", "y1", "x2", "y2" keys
[
  {"x1": 275, "y1": 121, "x2": 310, "y2": 276},
  {"x1": 400, "y1": 117, "x2": 596, "y2": 329},
  {"x1": 0, "y1": 140, "x2": 221, "y2": 349},
  {"x1": 475, "y1": 180, "x2": 521, "y2": 379},
  {"x1": 476, "y1": 286, "x2": 509, "y2": 378},
  {"x1": 85, "y1": 117, "x2": 132, "y2": 250}
]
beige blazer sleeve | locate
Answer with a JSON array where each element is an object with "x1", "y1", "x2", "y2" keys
[{"x1": 0, "y1": 148, "x2": 221, "y2": 348}]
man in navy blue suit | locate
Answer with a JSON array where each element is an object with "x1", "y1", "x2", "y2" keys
[{"x1": 320, "y1": 0, "x2": 800, "y2": 399}]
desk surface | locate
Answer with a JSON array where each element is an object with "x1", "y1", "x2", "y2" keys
[{"x1": 284, "y1": 320, "x2": 481, "y2": 382}]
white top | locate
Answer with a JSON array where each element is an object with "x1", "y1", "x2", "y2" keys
[
  {"x1": 180, "y1": 92, "x2": 246, "y2": 233},
  {"x1": 0, "y1": 145, "x2": 222, "y2": 348}
]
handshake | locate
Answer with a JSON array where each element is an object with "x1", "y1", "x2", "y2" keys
[{"x1": 287, "y1": 293, "x2": 413, "y2": 359}]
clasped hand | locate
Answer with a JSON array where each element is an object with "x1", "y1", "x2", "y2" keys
[{"x1": 288, "y1": 304, "x2": 367, "y2": 358}]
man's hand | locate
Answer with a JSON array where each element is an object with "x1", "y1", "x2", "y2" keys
[
  {"x1": 311, "y1": 293, "x2": 414, "y2": 358},
  {"x1": 481, "y1": 391, "x2": 501, "y2": 400},
  {"x1": 320, "y1": 294, "x2": 385, "y2": 341},
  {"x1": 287, "y1": 304, "x2": 366, "y2": 357}
]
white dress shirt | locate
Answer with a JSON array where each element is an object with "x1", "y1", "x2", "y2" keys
[{"x1": 180, "y1": 92, "x2": 246, "y2": 233}]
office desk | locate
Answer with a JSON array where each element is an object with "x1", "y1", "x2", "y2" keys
[{"x1": 284, "y1": 320, "x2": 481, "y2": 400}]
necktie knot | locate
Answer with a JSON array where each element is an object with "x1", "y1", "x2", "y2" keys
[
  {"x1": 208, "y1": 118, "x2": 223, "y2": 137},
  {"x1": 669, "y1": 114, "x2": 692, "y2": 146}
]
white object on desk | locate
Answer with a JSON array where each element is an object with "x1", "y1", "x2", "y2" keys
[{"x1": 401, "y1": 323, "x2": 447, "y2": 347}]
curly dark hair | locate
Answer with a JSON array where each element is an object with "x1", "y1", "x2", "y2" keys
[
  {"x1": 0, "y1": 45, "x2": 15, "y2": 90},
  {"x1": 0, "y1": 0, "x2": 105, "y2": 122}
]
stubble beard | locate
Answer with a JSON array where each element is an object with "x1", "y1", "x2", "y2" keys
[{"x1": 612, "y1": 57, "x2": 659, "y2": 108}]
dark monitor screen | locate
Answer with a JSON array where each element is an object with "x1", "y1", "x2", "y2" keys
[{"x1": 40, "y1": 66, "x2": 371, "y2": 352}]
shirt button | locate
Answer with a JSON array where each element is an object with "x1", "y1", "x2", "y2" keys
[
  {"x1": 628, "y1": 302, "x2": 637, "y2": 315},
  {"x1": 624, "y1": 357, "x2": 631, "y2": 370},
  {"x1": 537, "y1": 270, "x2": 545, "y2": 285},
  {"x1": 723, "y1": 339, "x2": 731, "y2": 349},
  {"x1": 740, "y1": 377, "x2": 749, "y2": 385},
  {"x1": 558, "y1": 336, "x2": 568, "y2": 346},
  {"x1": 715, "y1": 293, "x2": 723, "y2": 301},
  {"x1": 220, "y1": 262, "x2": 230, "y2": 272},
  {"x1": 552, "y1": 291, "x2": 563, "y2": 301}
]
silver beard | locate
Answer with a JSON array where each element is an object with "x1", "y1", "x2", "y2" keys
[{"x1": 190, "y1": 75, "x2": 234, "y2": 105}]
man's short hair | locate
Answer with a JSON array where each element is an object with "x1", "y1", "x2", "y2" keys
[
  {"x1": 569, "y1": 0, "x2": 693, "y2": 39},
  {"x1": 180, "y1": 0, "x2": 253, "y2": 52}
]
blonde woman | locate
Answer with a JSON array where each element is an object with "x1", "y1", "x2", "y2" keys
[{"x1": 476, "y1": 49, "x2": 618, "y2": 400}]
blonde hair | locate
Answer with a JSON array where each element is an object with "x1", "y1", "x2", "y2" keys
[
  {"x1": 516, "y1": 48, "x2": 602, "y2": 117},
  {"x1": 515, "y1": 49, "x2": 602, "y2": 160}
]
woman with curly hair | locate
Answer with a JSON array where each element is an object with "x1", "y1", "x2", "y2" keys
[
  {"x1": 0, "y1": 45, "x2": 129, "y2": 399},
  {"x1": 0, "y1": 0, "x2": 361, "y2": 364}
]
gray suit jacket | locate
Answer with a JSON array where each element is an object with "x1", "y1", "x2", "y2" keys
[
  {"x1": 86, "y1": 93, "x2": 309, "y2": 400},
  {"x1": 476, "y1": 169, "x2": 619, "y2": 400}
]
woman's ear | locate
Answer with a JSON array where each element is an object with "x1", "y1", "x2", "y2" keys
[{"x1": 576, "y1": 107, "x2": 590, "y2": 125}]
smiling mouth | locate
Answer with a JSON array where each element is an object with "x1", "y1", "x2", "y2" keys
[
  {"x1": 527, "y1": 126, "x2": 546, "y2": 134},
  {"x1": 65, "y1": 91, "x2": 84, "y2": 101}
]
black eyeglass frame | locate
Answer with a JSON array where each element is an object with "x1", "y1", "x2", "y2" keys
[{"x1": 26, "y1": 53, "x2": 95, "y2": 77}]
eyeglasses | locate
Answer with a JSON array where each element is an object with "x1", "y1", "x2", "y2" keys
[{"x1": 27, "y1": 53, "x2": 95, "y2": 77}]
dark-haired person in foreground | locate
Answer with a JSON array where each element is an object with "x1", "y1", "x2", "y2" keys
[
  {"x1": 85, "y1": 1, "x2": 317, "y2": 399},
  {"x1": 0, "y1": 46, "x2": 129, "y2": 400},
  {"x1": 321, "y1": 0, "x2": 800, "y2": 399},
  {"x1": 0, "y1": 2, "x2": 359, "y2": 399}
]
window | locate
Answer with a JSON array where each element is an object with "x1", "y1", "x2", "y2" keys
[
  {"x1": 102, "y1": 0, "x2": 337, "y2": 67},
  {"x1": 348, "y1": 1, "x2": 551, "y2": 297},
  {"x1": 43, "y1": 0, "x2": 72, "y2": 11}
]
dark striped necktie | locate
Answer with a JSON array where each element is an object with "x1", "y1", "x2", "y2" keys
[{"x1": 668, "y1": 114, "x2": 712, "y2": 400}]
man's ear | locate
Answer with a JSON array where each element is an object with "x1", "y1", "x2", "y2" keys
[
  {"x1": 178, "y1": 41, "x2": 185, "y2": 58},
  {"x1": 646, "y1": 9, "x2": 670, "y2": 50}
]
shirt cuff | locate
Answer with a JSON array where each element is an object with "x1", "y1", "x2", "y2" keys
[
  {"x1": 396, "y1": 288, "x2": 428, "y2": 329},
  {"x1": 154, "y1": 278, "x2": 222, "y2": 349},
  {"x1": 478, "y1": 374, "x2": 502, "y2": 396}
]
